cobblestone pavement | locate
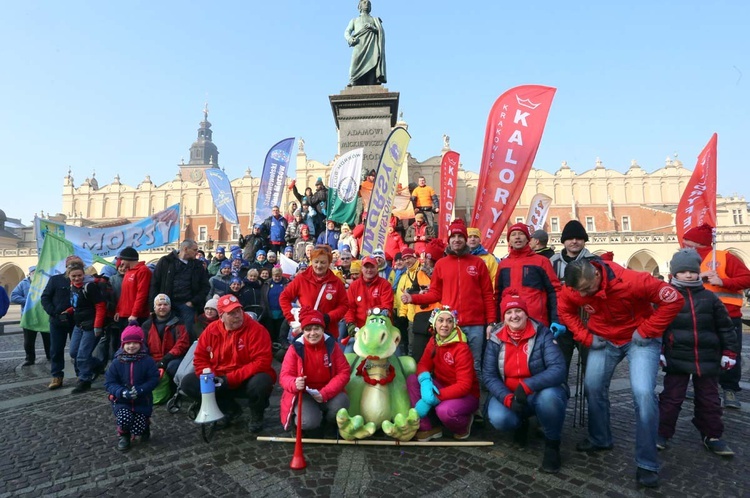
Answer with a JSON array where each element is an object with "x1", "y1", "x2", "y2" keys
[{"x1": 0, "y1": 323, "x2": 748, "y2": 497}]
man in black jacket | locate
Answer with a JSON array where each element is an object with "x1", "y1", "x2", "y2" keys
[
  {"x1": 149, "y1": 240, "x2": 210, "y2": 336},
  {"x1": 41, "y1": 255, "x2": 81, "y2": 390}
]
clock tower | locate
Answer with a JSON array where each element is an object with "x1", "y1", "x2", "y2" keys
[{"x1": 179, "y1": 103, "x2": 220, "y2": 183}]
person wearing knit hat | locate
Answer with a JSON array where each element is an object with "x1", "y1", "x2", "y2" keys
[
  {"x1": 104, "y1": 323, "x2": 160, "y2": 452},
  {"x1": 141, "y1": 291, "x2": 190, "y2": 378},
  {"x1": 495, "y1": 220, "x2": 562, "y2": 348},
  {"x1": 529, "y1": 230, "x2": 554, "y2": 259},
  {"x1": 207, "y1": 246, "x2": 228, "y2": 276},
  {"x1": 279, "y1": 306, "x2": 351, "y2": 432},
  {"x1": 349, "y1": 260, "x2": 361, "y2": 279},
  {"x1": 338, "y1": 223, "x2": 359, "y2": 258},
  {"x1": 657, "y1": 248, "x2": 739, "y2": 456},
  {"x1": 466, "y1": 227, "x2": 499, "y2": 291},
  {"x1": 484, "y1": 288, "x2": 567, "y2": 473},
  {"x1": 680, "y1": 223, "x2": 750, "y2": 410},
  {"x1": 119, "y1": 246, "x2": 139, "y2": 262},
  {"x1": 560, "y1": 220, "x2": 589, "y2": 243},
  {"x1": 402, "y1": 217, "x2": 495, "y2": 381},
  {"x1": 206, "y1": 262, "x2": 231, "y2": 315},
  {"x1": 406, "y1": 305, "x2": 479, "y2": 441}
]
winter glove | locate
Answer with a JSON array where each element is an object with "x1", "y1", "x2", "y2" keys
[
  {"x1": 121, "y1": 389, "x2": 134, "y2": 400},
  {"x1": 659, "y1": 354, "x2": 667, "y2": 368},
  {"x1": 346, "y1": 323, "x2": 357, "y2": 337},
  {"x1": 418, "y1": 372, "x2": 440, "y2": 406},
  {"x1": 415, "y1": 399, "x2": 433, "y2": 418},
  {"x1": 214, "y1": 375, "x2": 229, "y2": 391},
  {"x1": 62, "y1": 307, "x2": 74, "y2": 316},
  {"x1": 94, "y1": 328, "x2": 103, "y2": 337},
  {"x1": 590, "y1": 335, "x2": 607, "y2": 350},
  {"x1": 550, "y1": 322, "x2": 567, "y2": 339},
  {"x1": 157, "y1": 353, "x2": 175, "y2": 370},
  {"x1": 510, "y1": 385, "x2": 527, "y2": 415},
  {"x1": 720, "y1": 355, "x2": 737, "y2": 370}
]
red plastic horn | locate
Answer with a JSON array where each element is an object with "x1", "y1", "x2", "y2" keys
[{"x1": 289, "y1": 392, "x2": 306, "y2": 470}]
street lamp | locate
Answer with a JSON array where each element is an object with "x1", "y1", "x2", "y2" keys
[{"x1": 206, "y1": 235, "x2": 214, "y2": 259}]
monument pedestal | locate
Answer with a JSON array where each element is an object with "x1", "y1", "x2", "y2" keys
[{"x1": 329, "y1": 86, "x2": 400, "y2": 176}]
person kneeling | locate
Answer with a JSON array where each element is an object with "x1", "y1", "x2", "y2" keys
[
  {"x1": 483, "y1": 289, "x2": 568, "y2": 473},
  {"x1": 407, "y1": 307, "x2": 479, "y2": 442},
  {"x1": 280, "y1": 308, "x2": 351, "y2": 435},
  {"x1": 104, "y1": 325, "x2": 160, "y2": 452},
  {"x1": 180, "y1": 295, "x2": 276, "y2": 433}
]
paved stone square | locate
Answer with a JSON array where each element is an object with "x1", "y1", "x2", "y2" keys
[{"x1": 0, "y1": 318, "x2": 748, "y2": 497}]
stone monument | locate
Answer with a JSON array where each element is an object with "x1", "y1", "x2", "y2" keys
[{"x1": 331, "y1": 0, "x2": 398, "y2": 177}]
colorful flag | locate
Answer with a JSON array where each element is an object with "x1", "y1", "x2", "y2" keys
[
  {"x1": 676, "y1": 133, "x2": 717, "y2": 245},
  {"x1": 327, "y1": 148, "x2": 364, "y2": 226},
  {"x1": 35, "y1": 204, "x2": 180, "y2": 258},
  {"x1": 361, "y1": 127, "x2": 411, "y2": 257},
  {"x1": 20, "y1": 233, "x2": 102, "y2": 332},
  {"x1": 278, "y1": 253, "x2": 300, "y2": 278},
  {"x1": 525, "y1": 193, "x2": 553, "y2": 231},
  {"x1": 205, "y1": 168, "x2": 239, "y2": 224},
  {"x1": 254, "y1": 138, "x2": 294, "y2": 226},
  {"x1": 471, "y1": 85, "x2": 556, "y2": 252},
  {"x1": 440, "y1": 151, "x2": 460, "y2": 241}
]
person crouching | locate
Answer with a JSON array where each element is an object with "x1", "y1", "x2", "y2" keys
[
  {"x1": 280, "y1": 308, "x2": 351, "y2": 435},
  {"x1": 483, "y1": 289, "x2": 568, "y2": 473},
  {"x1": 104, "y1": 325, "x2": 160, "y2": 452}
]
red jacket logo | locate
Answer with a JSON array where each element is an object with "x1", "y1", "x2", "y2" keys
[
  {"x1": 583, "y1": 304, "x2": 596, "y2": 314},
  {"x1": 466, "y1": 265, "x2": 478, "y2": 277},
  {"x1": 659, "y1": 286, "x2": 679, "y2": 303},
  {"x1": 443, "y1": 352, "x2": 455, "y2": 365}
]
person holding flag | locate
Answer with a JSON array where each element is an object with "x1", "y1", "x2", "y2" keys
[{"x1": 681, "y1": 224, "x2": 750, "y2": 409}]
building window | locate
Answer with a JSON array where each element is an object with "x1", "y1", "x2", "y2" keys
[
  {"x1": 232, "y1": 225, "x2": 241, "y2": 240},
  {"x1": 550, "y1": 217, "x2": 560, "y2": 233},
  {"x1": 198, "y1": 226, "x2": 207, "y2": 242},
  {"x1": 586, "y1": 216, "x2": 596, "y2": 233},
  {"x1": 733, "y1": 209, "x2": 744, "y2": 225},
  {"x1": 621, "y1": 216, "x2": 631, "y2": 232},
  {"x1": 515, "y1": 216, "x2": 524, "y2": 224}
]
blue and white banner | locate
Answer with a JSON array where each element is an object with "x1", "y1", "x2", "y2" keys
[
  {"x1": 35, "y1": 204, "x2": 181, "y2": 258},
  {"x1": 205, "y1": 168, "x2": 239, "y2": 224},
  {"x1": 254, "y1": 138, "x2": 294, "y2": 226}
]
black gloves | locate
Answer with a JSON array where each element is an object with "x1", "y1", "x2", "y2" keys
[{"x1": 510, "y1": 385, "x2": 528, "y2": 415}]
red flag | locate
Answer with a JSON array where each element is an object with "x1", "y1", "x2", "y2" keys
[
  {"x1": 440, "y1": 151, "x2": 460, "y2": 241},
  {"x1": 471, "y1": 85, "x2": 556, "y2": 252},
  {"x1": 676, "y1": 133, "x2": 717, "y2": 245}
]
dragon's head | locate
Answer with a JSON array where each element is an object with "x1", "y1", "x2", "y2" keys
[{"x1": 353, "y1": 308, "x2": 400, "y2": 359}]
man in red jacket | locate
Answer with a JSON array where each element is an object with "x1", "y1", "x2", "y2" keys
[
  {"x1": 681, "y1": 223, "x2": 750, "y2": 409},
  {"x1": 558, "y1": 259, "x2": 684, "y2": 489},
  {"x1": 183, "y1": 294, "x2": 276, "y2": 433},
  {"x1": 344, "y1": 256, "x2": 395, "y2": 350},
  {"x1": 401, "y1": 219, "x2": 496, "y2": 379}
]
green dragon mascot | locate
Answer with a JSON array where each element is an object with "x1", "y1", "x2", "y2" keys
[{"x1": 336, "y1": 309, "x2": 420, "y2": 441}]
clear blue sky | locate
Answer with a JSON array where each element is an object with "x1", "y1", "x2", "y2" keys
[{"x1": 2, "y1": 1, "x2": 748, "y2": 224}]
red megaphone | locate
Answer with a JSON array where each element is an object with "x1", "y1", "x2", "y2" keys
[{"x1": 289, "y1": 391, "x2": 306, "y2": 470}]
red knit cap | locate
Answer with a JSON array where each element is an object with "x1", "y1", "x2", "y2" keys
[
  {"x1": 500, "y1": 288, "x2": 528, "y2": 316},
  {"x1": 683, "y1": 224, "x2": 713, "y2": 247},
  {"x1": 507, "y1": 222, "x2": 531, "y2": 241},
  {"x1": 423, "y1": 239, "x2": 446, "y2": 262},
  {"x1": 448, "y1": 219, "x2": 468, "y2": 239}
]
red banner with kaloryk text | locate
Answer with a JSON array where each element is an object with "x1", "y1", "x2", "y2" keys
[
  {"x1": 676, "y1": 133, "x2": 717, "y2": 245},
  {"x1": 440, "y1": 151, "x2": 460, "y2": 241},
  {"x1": 471, "y1": 85, "x2": 556, "y2": 252}
]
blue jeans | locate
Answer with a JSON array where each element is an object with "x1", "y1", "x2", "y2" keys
[
  {"x1": 173, "y1": 302, "x2": 196, "y2": 339},
  {"x1": 49, "y1": 320, "x2": 73, "y2": 378},
  {"x1": 486, "y1": 386, "x2": 567, "y2": 440},
  {"x1": 461, "y1": 325, "x2": 485, "y2": 380},
  {"x1": 584, "y1": 338, "x2": 661, "y2": 472},
  {"x1": 69, "y1": 326, "x2": 99, "y2": 382}
]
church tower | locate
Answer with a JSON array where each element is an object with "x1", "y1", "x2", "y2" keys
[{"x1": 179, "y1": 103, "x2": 220, "y2": 183}]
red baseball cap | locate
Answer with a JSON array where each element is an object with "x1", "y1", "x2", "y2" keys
[
  {"x1": 218, "y1": 294, "x2": 243, "y2": 314},
  {"x1": 361, "y1": 256, "x2": 378, "y2": 267}
]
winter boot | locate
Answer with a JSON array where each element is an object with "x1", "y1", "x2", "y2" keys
[
  {"x1": 541, "y1": 438, "x2": 561, "y2": 473},
  {"x1": 117, "y1": 434, "x2": 131, "y2": 452}
]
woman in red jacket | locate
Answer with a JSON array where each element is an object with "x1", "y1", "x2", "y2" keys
[
  {"x1": 406, "y1": 307, "x2": 479, "y2": 441},
  {"x1": 279, "y1": 308, "x2": 350, "y2": 433},
  {"x1": 279, "y1": 245, "x2": 349, "y2": 339}
]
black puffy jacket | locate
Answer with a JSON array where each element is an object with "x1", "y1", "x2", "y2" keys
[{"x1": 662, "y1": 284, "x2": 738, "y2": 377}]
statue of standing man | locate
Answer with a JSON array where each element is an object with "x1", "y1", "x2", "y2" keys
[{"x1": 345, "y1": 0, "x2": 387, "y2": 86}]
